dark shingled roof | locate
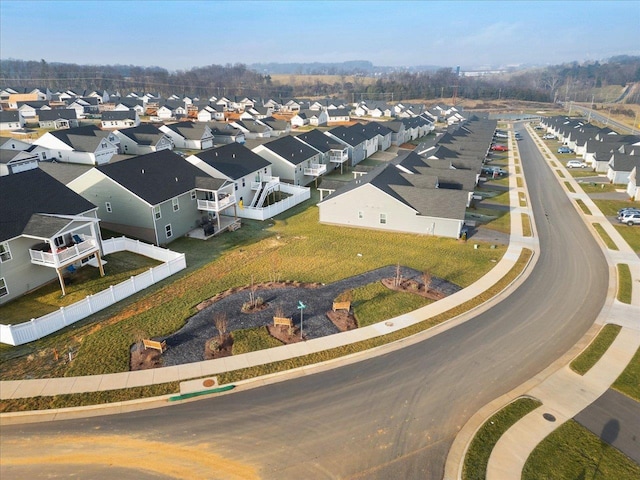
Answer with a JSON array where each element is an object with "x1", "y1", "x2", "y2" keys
[
  {"x1": 192, "y1": 143, "x2": 271, "y2": 180},
  {"x1": 102, "y1": 109, "x2": 137, "y2": 121},
  {"x1": 46, "y1": 125, "x2": 114, "y2": 152},
  {"x1": 0, "y1": 168, "x2": 96, "y2": 242},
  {"x1": 116, "y1": 124, "x2": 166, "y2": 145},
  {"x1": 295, "y1": 129, "x2": 345, "y2": 154},
  {"x1": 96, "y1": 149, "x2": 221, "y2": 205},
  {"x1": 37, "y1": 109, "x2": 78, "y2": 121},
  {"x1": 259, "y1": 135, "x2": 319, "y2": 165}
]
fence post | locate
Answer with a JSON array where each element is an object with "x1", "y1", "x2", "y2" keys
[
  {"x1": 30, "y1": 318, "x2": 40, "y2": 342},
  {"x1": 149, "y1": 267, "x2": 155, "y2": 283},
  {"x1": 131, "y1": 276, "x2": 136, "y2": 292},
  {"x1": 86, "y1": 295, "x2": 93, "y2": 314},
  {"x1": 60, "y1": 306, "x2": 68, "y2": 325}
]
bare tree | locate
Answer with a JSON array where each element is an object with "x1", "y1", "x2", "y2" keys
[
  {"x1": 422, "y1": 271, "x2": 432, "y2": 293},
  {"x1": 394, "y1": 263, "x2": 402, "y2": 287},
  {"x1": 214, "y1": 312, "x2": 228, "y2": 344}
]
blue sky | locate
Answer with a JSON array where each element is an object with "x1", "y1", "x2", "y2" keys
[{"x1": 1, "y1": 0, "x2": 638, "y2": 71}]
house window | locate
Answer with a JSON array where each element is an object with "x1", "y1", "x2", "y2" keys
[
  {"x1": 235, "y1": 182, "x2": 238, "y2": 191},
  {"x1": 379, "y1": 213, "x2": 387, "y2": 225},
  {"x1": 357, "y1": 211, "x2": 363, "y2": 220},
  {"x1": 105, "y1": 202, "x2": 112, "y2": 213},
  {"x1": 264, "y1": 168, "x2": 267, "y2": 173},
  {"x1": 58, "y1": 152, "x2": 62, "y2": 159},
  {"x1": 153, "y1": 206, "x2": 161, "y2": 220},
  {"x1": 0, "y1": 278, "x2": 8, "y2": 298},
  {"x1": 172, "y1": 198, "x2": 179, "y2": 211},
  {"x1": 242, "y1": 178, "x2": 246, "y2": 187},
  {"x1": 191, "y1": 190, "x2": 197, "y2": 200},
  {"x1": 0, "y1": 242, "x2": 11, "y2": 262},
  {"x1": 54, "y1": 236, "x2": 65, "y2": 247},
  {"x1": 165, "y1": 224, "x2": 173, "y2": 238}
]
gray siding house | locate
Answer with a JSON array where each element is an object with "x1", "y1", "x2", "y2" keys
[
  {"x1": 68, "y1": 150, "x2": 234, "y2": 245},
  {"x1": 252, "y1": 135, "x2": 325, "y2": 186},
  {"x1": 0, "y1": 169, "x2": 102, "y2": 304},
  {"x1": 318, "y1": 162, "x2": 468, "y2": 239}
]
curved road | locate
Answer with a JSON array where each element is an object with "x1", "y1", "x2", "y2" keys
[{"x1": 1, "y1": 126, "x2": 609, "y2": 480}]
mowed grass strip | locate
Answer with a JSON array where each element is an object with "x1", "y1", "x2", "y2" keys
[
  {"x1": 521, "y1": 214, "x2": 532, "y2": 237},
  {"x1": 575, "y1": 199, "x2": 591, "y2": 215},
  {"x1": 0, "y1": 382, "x2": 179, "y2": 413},
  {"x1": 462, "y1": 397, "x2": 542, "y2": 480},
  {"x1": 593, "y1": 223, "x2": 618, "y2": 250},
  {"x1": 564, "y1": 181, "x2": 575, "y2": 193},
  {"x1": 612, "y1": 346, "x2": 640, "y2": 401},
  {"x1": 570, "y1": 324, "x2": 622, "y2": 375},
  {"x1": 522, "y1": 420, "x2": 640, "y2": 480},
  {"x1": 617, "y1": 264, "x2": 632, "y2": 304}
]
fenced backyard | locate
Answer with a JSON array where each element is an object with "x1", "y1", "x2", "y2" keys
[{"x1": 0, "y1": 237, "x2": 186, "y2": 346}]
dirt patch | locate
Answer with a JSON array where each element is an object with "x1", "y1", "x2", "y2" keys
[
  {"x1": 381, "y1": 278, "x2": 445, "y2": 301},
  {"x1": 204, "y1": 335, "x2": 234, "y2": 360},
  {"x1": 326, "y1": 310, "x2": 358, "y2": 331},
  {"x1": 130, "y1": 345, "x2": 162, "y2": 371},
  {"x1": 195, "y1": 281, "x2": 322, "y2": 311},
  {"x1": 267, "y1": 324, "x2": 305, "y2": 343}
]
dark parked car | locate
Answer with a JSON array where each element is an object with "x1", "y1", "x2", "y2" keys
[{"x1": 557, "y1": 146, "x2": 574, "y2": 154}]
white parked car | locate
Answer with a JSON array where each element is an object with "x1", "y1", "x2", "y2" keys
[
  {"x1": 566, "y1": 160, "x2": 587, "y2": 169},
  {"x1": 619, "y1": 212, "x2": 640, "y2": 226},
  {"x1": 542, "y1": 134, "x2": 555, "y2": 139}
]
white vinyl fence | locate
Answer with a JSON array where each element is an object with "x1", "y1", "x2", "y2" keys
[
  {"x1": 239, "y1": 183, "x2": 310, "y2": 221},
  {"x1": 0, "y1": 237, "x2": 186, "y2": 346}
]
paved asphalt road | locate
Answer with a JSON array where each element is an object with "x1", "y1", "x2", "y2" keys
[
  {"x1": 574, "y1": 389, "x2": 640, "y2": 465},
  {"x1": 0, "y1": 125, "x2": 610, "y2": 480}
]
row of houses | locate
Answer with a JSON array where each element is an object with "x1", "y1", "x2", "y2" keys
[
  {"x1": 540, "y1": 116, "x2": 640, "y2": 200},
  {"x1": 1, "y1": 104, "x2": 481, "y2": 309}
]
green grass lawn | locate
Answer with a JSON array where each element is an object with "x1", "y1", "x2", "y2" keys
[
  {"x1": 463, "y1": 397, "x2": 542, "y2": 480},
  {"x1": 591, "y1": 200, "x2": 640, "y2": 253},
  {"x1": 523, "y1": 420, "x2": 640, "y2": 480},
  {"x1": 593, "y1": 223, "x2": 619, "y2": 250},
  {"x1": 570, "y1": 324, "x2": 621, "y2": 375},
  {"x1": 8, "y1": 200, "x2": 506, "y2": 379},
  {"x1": 350, "y1": 283, "x2": 433, "y2": 327},
  {"x1": 566, "y1": 169, "x2": 598, "y2": 178},
  {"x1": 617, "y1": 264, "x2": 632, "y2": 304},
  {"x1": 578, "y1": 181, "x2": 618, "y2": 193},
  {"x1": 613, "y1": 346, "x2": 640, "y2": 401},
  {"x1": 232, "y1": 327, "x2": 284, "y2": 354}
]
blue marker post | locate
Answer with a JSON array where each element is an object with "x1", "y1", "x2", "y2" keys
[{"x1": 297, "y1": 301, "x2": 307, "y2": 339}]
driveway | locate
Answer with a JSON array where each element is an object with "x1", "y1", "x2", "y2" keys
[{"x1": 574, "y1": 388, "x2": 640, "y2": 464}]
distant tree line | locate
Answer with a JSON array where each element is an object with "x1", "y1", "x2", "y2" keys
[{"x1": 1, "y1": 56, "x2": 638, "y2": 104}]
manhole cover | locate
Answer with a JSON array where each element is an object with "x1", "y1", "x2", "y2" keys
[
  {"x1": 202, "y1": 379, "x2": 216, "y2": 388},
  {"x1": 543, "y1": 413, "x2": 556, "y2": 422}
]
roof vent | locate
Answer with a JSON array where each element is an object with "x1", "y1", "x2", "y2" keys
[
  {"x1": 175, "y1": 177, "x2": 178, "y2": 182},
  {"x1": 141, "y1": 169, "x2": 144, "y2": 174},
  {"x1": 233, "y1": 153, "x2": 235, "y2": 158}
]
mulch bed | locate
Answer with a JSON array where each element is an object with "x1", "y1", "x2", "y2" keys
[
  {"x1": 204, "y1": 335, "x2": 234, "y2": 360},
  {"x1": 381, "y1": 278, "x2": 445, "y2": 301},
  {"x1": 195, "y1": 281, "x2": 322, "y2": 311},
  {"x1": 130, "y1": 345, "x2": 162, "y2": 371},
  {"x1": 326, "y1": 310, "x2": 358, "y2": 331},
  {"x1": 267, "y1": 324, "x2": 305, "y2": 343}
]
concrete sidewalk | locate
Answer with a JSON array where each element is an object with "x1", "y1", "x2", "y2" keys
[{"x1": 445, "y1": 124, "x2": 640, "y2": 480}]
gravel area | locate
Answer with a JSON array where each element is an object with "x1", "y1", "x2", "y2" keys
[{"x1": 161, "y1": 266, "x2": 461, "y2": 367}]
